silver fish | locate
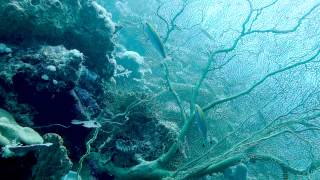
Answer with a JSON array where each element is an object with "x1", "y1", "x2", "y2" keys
[
  {"x1": 3, "y1": 143, "x2": 53, "y2": 157},
  {"x1": 7, "y1": 143, "x2": 53, "y2": 153},
  {"x1": 71, "y1": 120, "x2": 101, "y2": 128},
  {"x1": 145, "y1": 22, "x2": 167, "y2": 58}
]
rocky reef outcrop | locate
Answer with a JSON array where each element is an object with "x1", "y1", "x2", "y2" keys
[
  {"x1": 0, "y1": 0, "x2": 116, "y2": 79},
  {"x1": 32, "y1": 133, "x2": 73, "y2": 180},
  {"x1": 0, "y1": 0, "x2": 118, "y2": 179},
  {"x1": 0, "y1": 0, "x2": 116, "y2": 147},
  {"x1": 0, "y1": 44, "x2": 97, "y2": 153},
  {"x1": 0, "y1": 41, "x2": 90, "y2": 178},
  {"x1": 79, "y1": 92, "x2": 182, "y2": 179},
  {"x1": 0, "y1": 45, "x2": 83, "y2": 124}
]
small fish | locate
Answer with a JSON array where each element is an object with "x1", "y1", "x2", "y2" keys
[
  {"x1": 71, "y1": 120, "x2": 101, "y2": 128},
  {"x1": 144, "y1": 22, "x2": 167, "y2": 59},
  {"x1": 194, "y1": 104, "x2": 208, "y2": 142},
  {"x1": 7, "y1": 143, "x2": 53, "y2": 153},
  {"x1": 200, "y1": 28, "x2": 215, "y2": 40},
  {"x1": 3, "y1": 143, "x2": 53, "y2": 157}
]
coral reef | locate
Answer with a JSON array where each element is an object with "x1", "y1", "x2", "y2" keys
[
  {"x1": 0, "y1": 0, "x2": 119, "y2": 165},
  {"x1": 0, "y1": 0, "x2": 119, "y2": 179},
  {"x1": 86, "y1": 152, "x2": 115, "y2": 179},
  {"x1": 0, "y1": 0, "x2": 116, "y2": 79},
  {"x1": 0, "y1": 43, "x2": 95, "y2": 161},
  {"x1": 109, "y1": 118, "x2": 178, "y2": 167},
  {"x1": 116, "y1": 50, "x2": 146, "y2": 80},
  {"x1": 32, "y1": 133, "x2": 73, "y2": 180},
  {"x1": 0, "y1": 108, "x2": 43, "y2": 146},
  {"x1": 0, "y1": 44, "x2": 84, "y2": 125},
  {"x1": 73, "y1": 87, "x2": 101, "y2": 119},
  {"x1": 0, "y1": 132, "x2": 72, "y2": 180},
  {"x1": 113, "y1": 48, "x2": 152, "y2": 92},
  {"x1": 83, "y1": 91, "x2": 182, "y2": 178}
]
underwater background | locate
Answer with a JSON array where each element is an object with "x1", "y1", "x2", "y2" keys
[{"x1": 0, "y1": 0, "x2": 319, "y2": 179}]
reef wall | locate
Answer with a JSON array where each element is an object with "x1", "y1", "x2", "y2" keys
[{"x1": 0, "y1": 0, "x2": 117, "y2": 179}]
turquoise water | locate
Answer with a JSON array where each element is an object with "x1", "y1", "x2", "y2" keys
[{"x1": 0, "y1": 0, "x2": 319, "y2": 179}]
